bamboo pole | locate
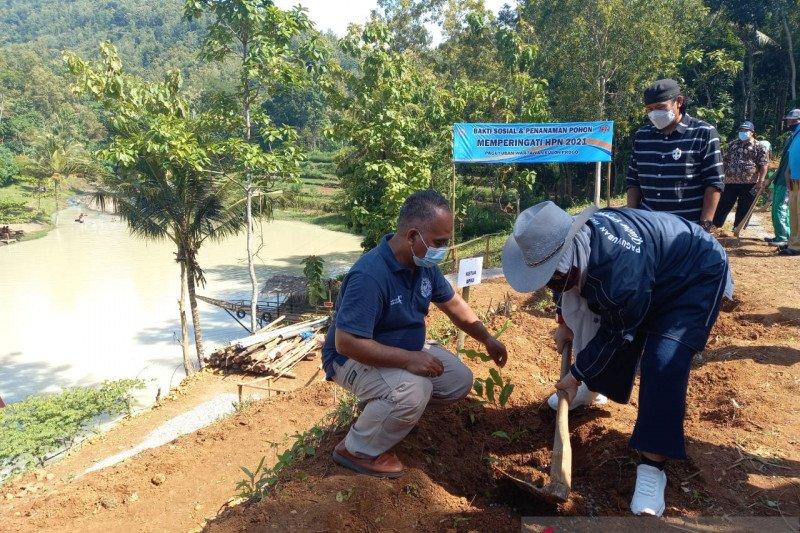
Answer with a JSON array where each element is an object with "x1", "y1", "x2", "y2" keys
[
  {"x1": 456, "y1": 285, "x2": 471, "y2": 352},
  {"x1": 606, "y1": 162, "x2": 612, "y2": 208},
  {"x1": 594, "y1": 161, "x2": 602, "y2": 207}
]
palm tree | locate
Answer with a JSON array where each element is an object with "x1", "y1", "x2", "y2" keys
[
  {"x1": 97, "y1": 158, "x2": 244, "y2": 372},
  {"x1": 68, "y1": 44, "x2": 247, "y2": 375},
  {"x1": 22, "y1": 133, "x2": 92, "y2": 223}
]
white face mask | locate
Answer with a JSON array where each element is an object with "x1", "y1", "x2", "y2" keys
[{"x1": 648, "y1": 109, "x2": 676, "y2": 130}]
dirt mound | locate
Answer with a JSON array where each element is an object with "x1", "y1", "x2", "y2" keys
[
  {"x1": 3, "y1": 236, "x2": 798, "y2": 532},
  {"x1": 206, "y1": 246, "x2": 800, "y2": 531},
  {"x1": 1, "y1": 383, "x2": 340, "y2": 533},
  {"x1": 205, "y1": 466, "x2": 514, "y2": 532}
]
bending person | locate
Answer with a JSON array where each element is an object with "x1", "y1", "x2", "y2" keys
[
  {"x1": 502, "y1": 201, "x2": 731, "y2": 517},
  {"x1": 323, "y1": 190, "x2": 507, "y2": 478}
]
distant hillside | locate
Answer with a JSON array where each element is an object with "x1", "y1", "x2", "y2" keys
[{"x1": 0, "y1": 0, "x2": 206, "y2": 74}]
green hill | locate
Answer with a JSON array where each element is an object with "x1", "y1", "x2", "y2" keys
[{"x1": 0, "y1": 0, "x2": 205, "y2": 75}]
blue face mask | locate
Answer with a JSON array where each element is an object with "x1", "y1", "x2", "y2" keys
[
  {"x1": 738, "y1": 131, "x2": 751, "y2": 141},
  {"x1": 412, "y1": 231, "x2": 448, "y2": 268}
]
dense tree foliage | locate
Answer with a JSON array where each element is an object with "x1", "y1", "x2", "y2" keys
[
  {"x1": 67, "y1": 43, "x2": 248, "y2": 371},
  {"x1": 0, "y1": 0, "x2": 207, "y2": 76},
  {"x1": 1, "y1": 0, "x2": 799, "y2": 235}
]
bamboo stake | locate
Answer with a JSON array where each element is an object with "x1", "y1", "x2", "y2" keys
[{"x1": 254, "y1": 315, "x2": 286, "y2": 335}]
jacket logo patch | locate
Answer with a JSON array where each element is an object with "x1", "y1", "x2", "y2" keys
[
  {"x1": 671, "y1": 148, "x2": 683, "y2": 160},
  {"x1": 390, "y1": 295, "x2": 403, "y2": 306}
]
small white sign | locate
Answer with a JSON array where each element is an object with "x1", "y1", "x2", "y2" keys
[{"x1": 457, "y1": 256, "x2": 484, "y2": 288}]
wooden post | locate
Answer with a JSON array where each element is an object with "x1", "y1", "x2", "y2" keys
[
  {"x1": 451, "y1": 163, "x2": 457, "y2": 216},
  {"x1": 456, "y1": 285, "x2": 471, "y2": 352},
  {"x1": 606, "y1": 162, "x2": 612, "y2": 208},
  {"x1": 594, "y1": 161, "x2": 602, "y2": 207},
  {"x1": 484, "y1": 235, "x2": 491, "y2": 268}
]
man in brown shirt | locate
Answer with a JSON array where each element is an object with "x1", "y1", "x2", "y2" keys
[{"x1": 713, "y1": 121, "x2": 769, "y2": 229}]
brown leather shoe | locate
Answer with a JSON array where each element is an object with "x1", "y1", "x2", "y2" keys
[{"x1": 332, "y1": 439, "x2": 405, "y2": 478}]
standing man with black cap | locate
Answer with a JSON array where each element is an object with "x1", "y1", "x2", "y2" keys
[{"x1": 627, "y1": 79, "x2": 725, "y2": 230}]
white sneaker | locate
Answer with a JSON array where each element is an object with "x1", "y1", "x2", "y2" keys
[
  {"x1": 630, "y1": 464, "x2": 667, "y2": 516},
  {"x1": 547, "y1": 382, "x2": 608, "y2": 411}
]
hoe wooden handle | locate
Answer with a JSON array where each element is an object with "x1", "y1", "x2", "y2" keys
[
  {"x1": 549, "y1": 343, "x2": 573, "y2": 495},
  {"x1": 733, "y1": 174, "x2": 773, "y2": 237}
]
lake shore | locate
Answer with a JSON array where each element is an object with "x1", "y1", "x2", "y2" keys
[{"x1": 0, "y1": 206, "x2": 362, "y2": 409}]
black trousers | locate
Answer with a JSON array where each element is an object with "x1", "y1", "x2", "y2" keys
[{"x1": 713, "y1": 183, "x2": 757, "y2": 229}]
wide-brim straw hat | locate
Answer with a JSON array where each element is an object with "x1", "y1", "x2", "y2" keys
[{"x1": 502, "y1": 201, "x2": 597, "y2": 293}]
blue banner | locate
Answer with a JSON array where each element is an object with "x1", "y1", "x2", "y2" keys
[{"x1": 452, "y1": 121, "x2": 614, "y2": 164}]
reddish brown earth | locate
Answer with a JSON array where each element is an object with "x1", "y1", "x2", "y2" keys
[{"x1": 1, "y1": 233, "x2": 798, "y2": 532}]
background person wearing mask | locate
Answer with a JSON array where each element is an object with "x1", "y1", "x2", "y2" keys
[
  {"x1": 765, "y1": 119, "x2": 792, "y2": 247},
  {"x1": 712, "y1": 121, "x2": 768, "y2": 231},
  {"x1": 627, "y1": 79, "x2": 725, "y2": 230},
  {"x1": 780, "y1": 109, "x2": 800, "y2": 256}
]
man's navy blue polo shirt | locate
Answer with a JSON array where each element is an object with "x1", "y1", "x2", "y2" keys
[{"x1": 322, "y1": 234, "x2": 455, "y2": 379}]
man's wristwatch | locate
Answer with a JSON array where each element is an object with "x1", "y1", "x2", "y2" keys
[{"x1": 700, "y1": 219, "x2": 714, "y2": 232}]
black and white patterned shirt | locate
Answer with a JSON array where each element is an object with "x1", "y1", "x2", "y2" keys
[{"x1": 626, "y1": 114, "x2": 725, "y2": 222}]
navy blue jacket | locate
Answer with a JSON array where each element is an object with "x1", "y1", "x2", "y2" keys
[{"x1": 567, "y1": 208, "x2": 729, "y2": 403}]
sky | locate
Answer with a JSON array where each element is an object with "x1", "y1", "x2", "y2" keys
[{"x1": 273, "y1": 0, "x2": 511, "y2": 42}]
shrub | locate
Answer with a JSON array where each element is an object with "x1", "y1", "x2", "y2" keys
[
  {"x1": 302, "y1": 255, "x2": 327, "y2": 306},
  {"x1": 0, "y1": 380, "x2": 144, "y2": 479},
  {"x1": 0, "y1": 147, "x2": 19, "y2": 186},
  {"x1": 460, "y1": 203, "x2": 514, "y2": 241},
  {"x1": 0, "y1": 201, "x2": 32, "y2": 224}
]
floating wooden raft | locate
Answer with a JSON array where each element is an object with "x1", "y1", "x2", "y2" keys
[{"x1": 204, "y1": 316, "x2": 328, "y2": 376}]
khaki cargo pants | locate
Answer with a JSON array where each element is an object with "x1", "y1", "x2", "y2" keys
[{"x1": 332, "y1": 342, "x2": 473, "y2": 458}]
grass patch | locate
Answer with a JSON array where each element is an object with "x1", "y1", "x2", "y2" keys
[
  {"x1": 305, "y1": 150, "x2": 335, "y2": 164},
  {"x1": 273, "y1": 209, "x2": 353, "y2": 234},
  {"x1": 0, "y1": 177, "x2": 92, "y2": 224},
  {"x1": 235, "y1": 393, "x2": 358, "y2": 501}
]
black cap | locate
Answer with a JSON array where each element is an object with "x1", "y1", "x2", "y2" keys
[{"x1": 644, "y1": 79, "x2": 681, "y2": 105}]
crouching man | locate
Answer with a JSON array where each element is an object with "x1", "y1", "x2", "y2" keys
[
  {"x1": 323, "y1": 190, "x2": 507, "y2": 478},
  {"x1": 502, "y1": 201, "x2": 731, "y2": 516}
]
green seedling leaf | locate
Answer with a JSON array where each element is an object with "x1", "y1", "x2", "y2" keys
[
  {"x1": 493, "y1": 319, "x2": 511, "y2": 339},
  {"x1": 403, "y1": 483, "x2": 420, "y2": 496},
  {"x1": 499, "y1": 383, "x2": 515, "y2": 407},
  {"x1": 488, "y1": 368, "x2": 502, "y2": 386},
  {"x1": 473, "y1": 379, "x2": 484, "y2": 396},
  {"x1": 458, "y1": 348, "x2": 492, "y2": 362},
  {"x1": 336, "y1": 488, "x2": 353, "y2": 503},
  {"x1": 492, "y1": 430, "x2": 510, "y2": 441},
  {"x1": 240, "y1": 466, "x2": 254, "y2": 480},
  {"x1": 485, "y1": 381, "x2": 496, "y2": 403}
]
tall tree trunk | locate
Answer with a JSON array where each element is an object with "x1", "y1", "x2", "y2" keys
[
  {"x1": 746, "y1": 42, "x2": 755, "y2": 118},
  {"x1": 242, "y1": 34, "x2": 259, "y2": 334},
  {"x1": 53, "y1": 178, "x2": 60, "y2": 225},
  {"x1": 598, "y1": 76, "x2": 606, "y2": 118},
  {"x1": 246, "y1": 186, "x2": 259, "y2": 332},
  {"x1": 178, "y1": 261, "x2": 194, "y2": 376},
  {"x1": 784, "y1": 14, "x2": 797, "y2": 102},
  {"x1": 185, "y1": 258, "x2": 204, "y2": 367},
  {"x1": 740, "y1": 72, "x2": 748, "y2": 118}
]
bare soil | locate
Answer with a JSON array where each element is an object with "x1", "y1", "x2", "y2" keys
[{"x1": 2, "y1": 232, "x2": 798, "y2": 532}]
